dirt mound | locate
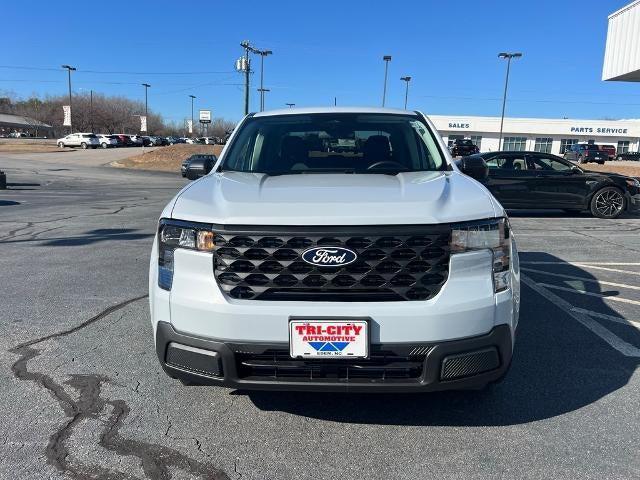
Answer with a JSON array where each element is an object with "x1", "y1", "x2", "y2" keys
[
  {"x1": 583, "y1": 162, "x2": 640, "y2": 178},
  {"x1": 112, "y1": 144, "x2": 224, "y2": 172}
]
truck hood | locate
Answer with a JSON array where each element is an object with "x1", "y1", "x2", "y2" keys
[{"x1": 170, "y1": 171, "x2": 501, "y2": 225}]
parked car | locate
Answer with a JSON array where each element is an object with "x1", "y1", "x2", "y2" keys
[
  {"x1": 159, "y1": 137, "x2": 171, "y2": 146},
  {"x1": 180, "y1": 154, "x2": 217, "y2": 178},
  {"x1": 460, "y1": 151, "x2": 640, "y2": 219},
  {"x1": 96, "y1": 134, "x2": 117, "y2": 149},
  {"x1": 184, "y1": 137, "x2": 196, "y2": 144},
  {"x1": 113, "y1": 134, "x2": 135, "y2": 147},
  {"x1": 598, "y1": 144, "x2": 616, "y2": 160},
  {"x1": 129, "y1": 135, "x2": 144, "y2": 146},
  {"x1": 150, "y1": 107, "x2": 520, "y2": 392},
  {"x1": 56, "y1": 133, "x2": 100, "y2": 149},
  {"x1": 450, "y1": 138, "x2": 480, "y2": 157},
  {"x1": 141, "y1": 136, "x2": 154, "y2": 147},
  {"x1": 615, "y1": 151, "x2": 640, "y2": 161},
  {"x1": 166, "y1": 136, "x2": 181, "y2": 145},
  {"x1": 563, "y1": 143, "x2": 605, "y2": 164}
]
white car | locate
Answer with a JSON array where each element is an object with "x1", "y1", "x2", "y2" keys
[
  {"x1": 56, "y1": 133, "x2": 100, "y2": 149},
  {"x1": 129, "y1": 135, "x2": 144, "y2": 146},
  {"x1": 149, "y1": 107, "x2": 520, "y2": 392},
  {"x1": 96, "y1": 134, "x2": 117, "y2": 149}
]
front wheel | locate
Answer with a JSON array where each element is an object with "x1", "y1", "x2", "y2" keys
[
  {"x1": 58, "y1": 142, "x2": 64, "y2": 148},
  {"x1": 81, "y1": 142, "x2": 87, "y2": 149},
  {"x1": 597, "y1": 161, "x2": 605, "y2": 165},
  {"x1": 617, "y1": 155, "x2": 622, "y2": 161},
  {"x1": 590, "y1": 187, "x2": 625, "y2": 219},
  {"x1": 101, "y1": 142, "x2": 108, "y2": 149}
]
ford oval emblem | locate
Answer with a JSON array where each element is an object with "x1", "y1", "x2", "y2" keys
[{"x1": 301, "y1": 246, "x2": 357, "y2": 267}]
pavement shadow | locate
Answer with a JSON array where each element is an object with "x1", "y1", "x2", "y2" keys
[{"x1": 247, "y1": 252, "x2": 637, "y2": 426}]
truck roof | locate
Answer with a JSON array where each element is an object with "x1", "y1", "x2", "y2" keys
[{"x1": 252, "y1": 106, "x2": 417, "y2": 117}]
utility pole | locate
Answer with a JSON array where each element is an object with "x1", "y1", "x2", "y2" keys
[
  {"x1": 142, "y1": 83, "x2": 150, "y2": 133},
  {"x1": 61, "y1": 65, "x2": 76, "y2": 133},
  {"x1": 256, "y1": 49, "x2": 272, "y2": 111},
  {"x1": 382, "y1": 55, "x2": 391, "y2": 107},
  {"x1": 90, "y1": 89, "x2": 93, "y2": 132},
  {"x1": 189, "y1": 95, "x2": 196, "y2": 136},
  {"x1": 497, "y1": 52, "x2": 522, "y2": 149},
  {"x1": 400, "y1": 76, "x2": 411, "y2": 110},
  {"x1": 286, "y1": 103, "x2": 295, "y2": 108},
  {"x1": 239, "y1": 40, "x2": 252, "y2": 115}
]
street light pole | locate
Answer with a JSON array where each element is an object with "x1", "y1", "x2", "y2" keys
[
  {"x1": 497, "y1": 52, "x2": 522, "y2": 150},
  {"x1": 90, "y1": 89, "x2": 93, "y2": 133},
  {"x1": 189, "y1": 95, "x2": 196, "y2": 136},
  {"x1": 285, "y1": 103, "x2": 295, "y2": 108},
  {"x1": 257, "y1": 88, "x2": 270, "y2": 110},
  {"x1": 142, "y1": 83, "x2": 150, "y2": 133},
  {"x1": 61, "y1": 65, "x2": 76, "y2": 133},
  {"x1": 400, "y1": 76, "x2": 412, "y2": 110},
  {"x1": 382, "y1": 55, "x2": 392, "y2": 107},
  {"x1": 256, "y1": 49, "x2": 272, "y2": 112}
]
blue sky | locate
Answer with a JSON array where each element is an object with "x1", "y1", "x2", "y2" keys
[{"x1": 1, "y1": 0, "x2": 637, "y2": 123}]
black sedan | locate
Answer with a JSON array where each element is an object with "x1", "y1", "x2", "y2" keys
[
  {"x1": 615, "y1": 151, "x2": 640, "y2": 161},
  {"x1": 459, "y1": 151, "x2": 640, "y2": 219}
]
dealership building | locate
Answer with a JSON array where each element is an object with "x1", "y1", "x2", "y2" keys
[{"x1": 429, "y1": 115, "x2": 640, "y2": 155}]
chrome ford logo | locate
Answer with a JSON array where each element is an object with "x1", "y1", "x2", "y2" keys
[{"x1": 301, "y1": 247, "x2": 357, "y2": 267}]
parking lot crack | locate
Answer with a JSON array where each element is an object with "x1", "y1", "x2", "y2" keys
[{"x1": 8, "y1": 295, "x2": 231, "y2": 480}]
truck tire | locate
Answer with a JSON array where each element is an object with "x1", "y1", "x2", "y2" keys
[{"x1": 590, "y1": 187, "x2": 625, "y2": 219}]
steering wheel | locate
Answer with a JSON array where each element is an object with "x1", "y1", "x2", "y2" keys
[{"x1": 367, "y1": 160, "x2": 408, "y2": 170}]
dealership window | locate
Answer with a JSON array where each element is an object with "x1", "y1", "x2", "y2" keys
[
  {"x1": 447, "y1": 135, "x2": 464, "y2": 148},
  {"x1": 470, "y1": 135, "x2": 482, "y2": 148},
  {"x1": 534, "y1": 137, "x2": 553, "y2": 153},
  {"x1": 560, "y1": 138, "x2": 578, "y2": 154},
  {"x1": 502, "y1": 137, "x2": 527, "y2": 151},
  {"x1": 617, "y1": 141, "x2": 630, "y2": 154}
]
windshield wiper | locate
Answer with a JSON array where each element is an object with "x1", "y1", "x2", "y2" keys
[{"x1": 262, "y1": 169, "x2": 356, "y2": 176}]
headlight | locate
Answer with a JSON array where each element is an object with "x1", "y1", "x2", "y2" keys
[
  {"x1": 451, "y1": 218, "x2": 511, "y2": 292},
  {"x1": 625, "y1": 178, "x2": 640, "y2": 188},
  {"x1": 157, "y1": 220, "x2": 215, "y2": 290}
]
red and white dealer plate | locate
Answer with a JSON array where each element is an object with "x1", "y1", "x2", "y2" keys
[{"x1": 289, "y1": 319, "x2": 368, "y2": 358}]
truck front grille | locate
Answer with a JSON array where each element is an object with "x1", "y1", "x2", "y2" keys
[
  {"x1": 236, "y1": 349, "x2": 429, "y2": 381},
  {"x1": 212, "y1": 225, "x2": 451, "y2": 301}
]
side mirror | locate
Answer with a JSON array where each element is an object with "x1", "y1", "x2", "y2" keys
[
  {"x1": 185, "y1": 156, "x2": 217, "y2": 180},
  {"x1": 456, "y1": 156, "x2": 488, "y2": 181},
  {"x1": 571, "y1": 166, "x2": 582, "y2": 174}
]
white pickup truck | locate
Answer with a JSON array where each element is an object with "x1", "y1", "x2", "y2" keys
[{"x1": 149, "y1": 107, "x2": 520, "y2": 392}]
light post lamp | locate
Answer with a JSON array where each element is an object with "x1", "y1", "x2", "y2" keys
[
  {"x1": 188, "y1": 95, "x2": 196, "y2": 136},
  {"x1": 142, "y1": 83, "x2": 150, "y2": 133},
  {"x1": 256, "y1": 49, "x2": 272, "y2": 111},
  {"x1": 61, "y1": 65, "x2": 76, "y2": 133},
  {"x1": 400, "y1": 76, "x2": 412, "y2": 110},
  {"x1": 497, "y1": 52, "x2": 522, "y2": 149},
  {"x1": 285, "y1": 103, "x2": 295, "y2": 108},
  {"x1": 382, "y1": 55, "x2": 392, "y2": 107}
]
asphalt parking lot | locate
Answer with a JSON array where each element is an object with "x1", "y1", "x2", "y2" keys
[{"x1": 1, "y1": 152, "x2": 639, "y2": 480}]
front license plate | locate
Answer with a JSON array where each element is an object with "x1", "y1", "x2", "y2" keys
[{"x1": 289, "y1": 319, "x2": 368, "y2": 358}]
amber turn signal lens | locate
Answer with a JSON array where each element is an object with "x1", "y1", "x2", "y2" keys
[{"x1": 197, "y1": 231, "x2": 215, "y2": 251}]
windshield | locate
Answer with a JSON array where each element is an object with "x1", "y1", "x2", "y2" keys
[{"x1": 221, "y1": 113, "x2": 446, "y2": 175}]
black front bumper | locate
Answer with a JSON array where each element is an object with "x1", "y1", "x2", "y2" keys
[{"x1": 155, "y1": 322, "x2": 514, "y2": 392}]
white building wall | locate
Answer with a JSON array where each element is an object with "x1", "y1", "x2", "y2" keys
[
  {"x1": 603, "y1": 1, "x2": 640, "y2": 82},
  {"x1": 430, "y1": 115, "x2": 640, "y2": 155}
]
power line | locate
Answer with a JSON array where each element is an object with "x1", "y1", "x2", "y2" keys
[{"x1": 0, "y1": 65, "x2": 235, "y2": 75}]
